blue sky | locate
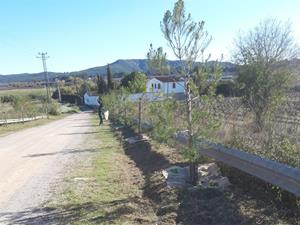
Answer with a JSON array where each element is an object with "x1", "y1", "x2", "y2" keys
[{"x1": 0, "y1": 0, "x2": 299, "y2": 74}]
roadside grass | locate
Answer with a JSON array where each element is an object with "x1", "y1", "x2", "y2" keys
[
  {"x1": 46, "y1": 115, "x2": 157, "y2": 225},
  {"x1": 0, "y1": 114, "x2": 66, "y2": 137}
]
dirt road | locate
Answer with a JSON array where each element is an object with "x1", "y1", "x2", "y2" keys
[{"x1": 0, "y1": 111, "x2": 94, "y2": 223}]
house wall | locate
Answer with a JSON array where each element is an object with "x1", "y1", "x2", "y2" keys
[
  {"x1": 84, "y1": 93, "x2": 99, "y2": 106},
  {"x1": 146, "y1": 78, "x2": 163, "y2": 93},
  {"x1": 146, "y1": 78, "x2": 185, "y2": 94},
  {"x1": 163, "y1": 81, "x2": 185, "y2": 94}
]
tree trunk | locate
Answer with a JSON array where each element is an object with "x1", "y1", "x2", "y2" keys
[
  {"x1": 186, "y1": 76, "x2": 198, "y2": 185},
  {"x1": 124, "y1": 106, "x2": 127, "y2": 125},
  {"x1": 254, "y1": 111, "x2": 264, "y2": 132},
  {"x1": 138, "y1": 99, "x2": 142, "y2": 134}
]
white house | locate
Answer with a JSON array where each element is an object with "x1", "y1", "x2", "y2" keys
[
  {"x1": 146, "y1": 76, "x2": 185, "y2": 94},
  {"x1": 84, "y1": 92, "x2": 99, "y2": 106}
]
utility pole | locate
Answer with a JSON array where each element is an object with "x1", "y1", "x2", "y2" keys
[
  {"x1": 37, "y1": 52, "x2": 50, "y2": 118},
  {"x1": 57, "y1": 81, "x2": 62, "y2": 103}
]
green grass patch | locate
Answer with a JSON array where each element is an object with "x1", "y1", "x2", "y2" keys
[{"x1": 46, "y1": 115, "x2": 156, "y2": 225}]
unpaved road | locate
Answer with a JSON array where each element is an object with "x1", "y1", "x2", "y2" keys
[{"x1": 0, "y1": 112, "x2": 94, "y2": 224}]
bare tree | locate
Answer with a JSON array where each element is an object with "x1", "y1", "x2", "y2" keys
[
  {"x1": 234, "y1": 18, "x2": 299, "y2": 131},
  {"x1": 234, "y1": 19, "x2": 299, "y2": 65}
]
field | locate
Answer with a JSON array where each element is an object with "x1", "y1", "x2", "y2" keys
[
  {"x1": 0, "y1": 87, "x2": 48, "y2": 97},
  {"x1": 0, "y1": 87, "x2": 55, "y2": 118},
  {"x1": 0, "y1": 87, "x2": 78, "y2": 135}
]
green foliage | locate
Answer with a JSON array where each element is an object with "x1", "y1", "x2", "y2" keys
[
  {"x1": 161, "y1": 0, "x2": 211, "y2": 64},
  {"x1": 107, "y1": 64, "x2": 114, "y2": 91},
  {"x1": 148, "y1": 98, "x2": 178, "y2": 143},
  {"x1": 160, "y1": 0, "x2": 220, "y2": 179},
  {"x1": 181, "y1": 144, "x2": 200, "y2": 163},
  {"x1": 121, "y1": 72, "x2": 147, "y2": 93},
  {"x1": 59, "y1": 86, "x2": 76, "y2": 95},
  {"x1": 11, "y1": 96, "x2": 30, "y2": 112},
  {"x1": 102, "y1": 89, "x2": 135, "y2": 123},
  {"x1": 146, "y1": 44, "x2": 169, "y2": 75},
  {"x1": 71, "y1": 77, "x2": 84, "y2": 96},
  {"x1": 216, "y1": 80, "x2": 239, "y2": 97},
  {"x1": 1, "y1": 95, "x2": 17, "y2": 103},
  {"x1": 79, "y1": 80, "x2": 97, "y2": 96},
  {"x1": 192, "y1": 62, "x2": 221, "y2": 96},
  {"x1": 102, "y1": 91, "x2": 117, "y2": 116},
  {"x1": 96, "y1": 75, "x2": 107, "y2": 94},
  {"x1": 48, "y1": 101, "x2": 61, "y2": 115}
]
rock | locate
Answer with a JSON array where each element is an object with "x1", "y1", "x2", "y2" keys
[
  {"x1": 124, "y1": 135, "x2": 149, "y2": 144},
  {"x1": 73, "y1": 177, "x2": 94, "y2": 182},
  {"x1": 198, "y1": 163, "x2": 221, "y2": 177},
  {"x1": 162, "y1": 163, "x2": 231, "y2": 191},
  {"x1": 198, "y1": 163, "x2": 231, "y2": 191},
  {"x1": 216, "y1": 177, "x2": 231, "y2": 191},
  {"x1": 162, "y1": 166, "x2": 189, "y2": 188}
]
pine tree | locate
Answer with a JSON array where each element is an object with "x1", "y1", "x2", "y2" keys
[
  {"x1": 107, "y1": 64, "x2": 114, "y2": 91},
  {"x1": 96, "y1": 74, "x2": 107, "y2": 94}
]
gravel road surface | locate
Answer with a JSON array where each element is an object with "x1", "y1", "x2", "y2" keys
[{"x1": 0, "y1": 112, "x2": 94, "y2": 224}]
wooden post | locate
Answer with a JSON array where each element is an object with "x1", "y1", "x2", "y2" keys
[
  {"x1": 21, "y1": 106, "x2": 24, "y2": 124},
  {"x1": 5, "y1": 112, "x2": 7, "y2": 127},
  {"x1": 124, "y1": 105, "x2": 127, "y2": 125},
  {"x1": 138, "y1": 98, "x2": 142, "y2": 134}
]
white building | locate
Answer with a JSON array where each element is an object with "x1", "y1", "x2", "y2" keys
[
  {"x1": 146, "y1": 76, "x2": 185, "y2": 94},
  {"x1": 84, "y1": 92, "x2": 99, "y2": 106}
]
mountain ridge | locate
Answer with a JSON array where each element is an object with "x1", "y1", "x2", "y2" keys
[{"x1": 0, "y1": 58, "x2": 299, "y2": 83}]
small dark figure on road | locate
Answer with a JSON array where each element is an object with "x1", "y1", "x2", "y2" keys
[{"x1": 97, "y1": 97, "x2": 104, "y2": 126}]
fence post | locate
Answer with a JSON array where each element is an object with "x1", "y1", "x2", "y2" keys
[
  {"x1": 21, "y1": 107, "x2": 24, "y2": 124},
  {"x1": 5, "y1": 112, "x2": 7, "y2": 127},
  {"x1": 124, "y1": 105, "x2": 127, "y2": 125},
  {"x1": 138, "y1": 98, "x2": 142, "y2": 134}
]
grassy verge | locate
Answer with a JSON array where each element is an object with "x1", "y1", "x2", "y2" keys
[
  {"x1": 0, "y1": 114, "x2": 66, "y2": 137},
  {"x1": 46, "y1": 116, "x2": 157, "y2": 225}
]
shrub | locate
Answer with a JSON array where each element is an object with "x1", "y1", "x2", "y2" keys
[
  {"x1": 48, "y1": 101, "x2": 61, "y2": 115},
  {"x1": 216, "y1": 81, "x2": 239, "y2": 97}
]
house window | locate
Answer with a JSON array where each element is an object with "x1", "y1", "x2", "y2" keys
[
  {"x1": 173, "y1": 82, "x2": 176, "y2": 89},
  {"x1": 151, "y1": 84, "x2": 154, "y2": 88},
  {"x1": 158, "y1": 83, "x2": 161, "y2": 89}
]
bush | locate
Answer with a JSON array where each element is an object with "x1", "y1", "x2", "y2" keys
[
  {"x1": 0, "y1": 95, "x2": 17, "y2": 103},
  {"x1": 216, "y1": 81, "x2": 239, "y2": 97},
  {"x1": 48, "y1": 101, "x2": 61, "y2": 115}
]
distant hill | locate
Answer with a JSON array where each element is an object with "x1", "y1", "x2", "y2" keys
[
  {"x1": 0, "y1": 72, "x2": 66, "y2": 83},
  {"x1": 0, "y1": 58, "x2": 298, "y2": 83}
]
